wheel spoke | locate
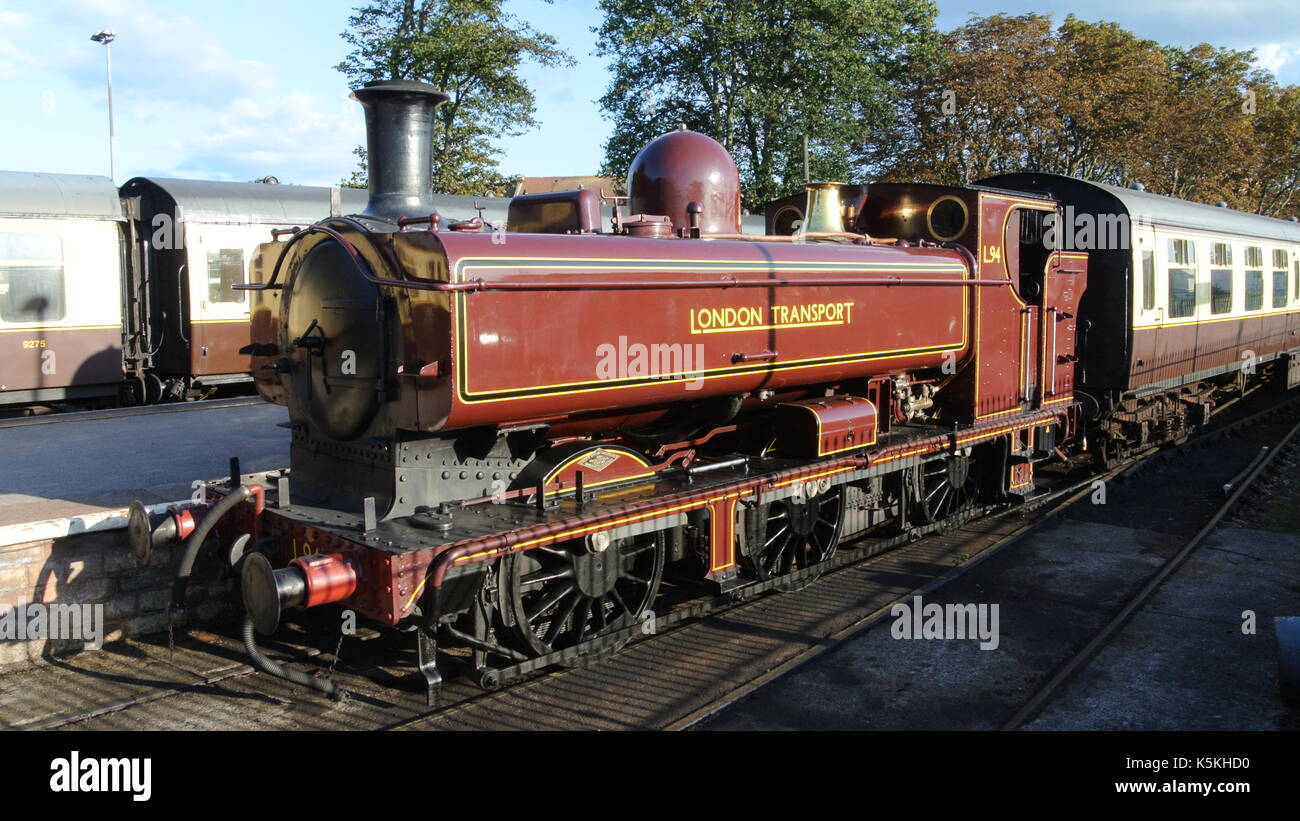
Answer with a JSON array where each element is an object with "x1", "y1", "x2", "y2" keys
[
  {"x1": 608, "y1": 587, "x2": 630, "y2": 616},
  {"x1": 769, "y1": 533, "x2": 791, "y2": 565},
  {"x1": 543, "y1": 592, "x2": 581, "y2": 646},
  {"x1": 926, "y1": 479, "x2": 947, "y2": 504},
  {"x1": 503, "y1": 532, "x2": 665, "y2": 658},
  {"x1": 764, "y1": 525, "x2": 790, "y2": 549},
  {"x1": 935, "y1": 483, "x2": 952, "y2": 515},
  {"x1": 623, "y1": 540, "x2": 658, "y2": 556},
  {"x1": 575, "y1": 601, "x2": 593, "y2": 643},
  {"x1": 520, "y1": 566, "x2": 573, "y2": 589},
  {"x1": 525, "y1": 581, "x2": 575, "y2": 623}
]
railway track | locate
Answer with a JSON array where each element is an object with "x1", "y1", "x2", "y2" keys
[
  {"x1": 14, "y1": 390, "x2": 1298, "y2": 731},
  {"x1": 999, "y1": 413, "x2": 1300, "y2": 730},
  {"x1": 0, "y1": 396, "x2": 264, "y2": 430}
]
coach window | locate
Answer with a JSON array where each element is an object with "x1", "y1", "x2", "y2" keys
[
  {"x1": 1244, "y1": 247, "x2": 1264, "y2": 311},
  {"x1": 1209, "y1": 243, "x2": 1233, "y2": 315},
  {"x1": 0, "y1": 232, "x2": 65, "y2": 323},
  {"x1": 206, "y1": 248, "x2": 246, "y2": 304},
  {"x1": 1167, "y1": 238, "x2": 1196, "y2": 318},
  {"x1": 1140, "y1": 249, "x2": 1155, "y2": 311},
  {"x1": 1295, "y1": 260, "x2": 1299, "y2": 305},
  {"x1": 1274, "y1": 249, "x2": 1289, "y2": 307}
]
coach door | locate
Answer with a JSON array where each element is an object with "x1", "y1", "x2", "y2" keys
[{"x1": 186, "y1": 224, "x2": 253, "y2": 377}]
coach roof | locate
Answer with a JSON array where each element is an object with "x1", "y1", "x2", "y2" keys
[
  {"x1": 0, "y1": 170, "x2": 123, "y2": 219},
  {"x1": 979, "y1": 172, "x2": 1300, "y2": 245},
  {"x1": 121, "y1": 177, "x2": 521, "y2": 227},
  {"x1": 120, "y1": 177, "x2": 371, "y2": 224}
]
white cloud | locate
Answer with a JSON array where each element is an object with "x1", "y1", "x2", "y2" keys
[
  {"x1": 52, "y1": 0, "x2": 278, "y2": 98},
  {"x1": 8, "y1": 0, "x2": 363, "y2": 184},
  {"x1": 1253, "y1": 42, "x2": 1300, "y2": 76},
  {"x1": 0, "y1": 10, "x2": 38, "y2": 79},
  {"x1": 154, "y1": 90, "x2": 364, "y2": 184}
]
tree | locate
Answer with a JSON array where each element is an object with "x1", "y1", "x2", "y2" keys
[
  {"x1": 862, "y1": 13, "x2": 1174, "y2": 185},
  {"x1": 1235, "y1": 82, "x2": 1300, "y2": 217},
  {"x1": 1128, "y1": 44, "x2": 1260, "y2": 203},
  {"x1": 337, "y1": 0, "x2": 573, "y2": 195},
  {"x1": 859, "y1": 12, "x2": 1300, "y2": 218},
  {"x1": 595, "y1": 0, "x2": 942, "y2": 209},
  {"x1": 864, "y1": 13, "x2": 1065, "y2": 185},
  {"x1": 1050, "y1": 17, "x2": 1170, "y2": 182}
]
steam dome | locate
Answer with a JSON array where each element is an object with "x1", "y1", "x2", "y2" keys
[{"x1": 626, "y1": 128, "x2": 741, "y2": 234}]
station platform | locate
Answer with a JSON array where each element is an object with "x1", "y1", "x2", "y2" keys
[{"x1": 0, "y1": 399, "x2": 289, "y2": 534}]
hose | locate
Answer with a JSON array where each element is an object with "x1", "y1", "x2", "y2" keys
[
  {"x1": 170, "y1": 485, "x2": 255, "y2": 612},
  {"x1": 242, "y1": 617, "x2": 346, "y2": 700}
]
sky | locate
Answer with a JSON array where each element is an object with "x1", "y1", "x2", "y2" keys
[{"x1": 0, "y1": 0, "x2": 1298, "y2": 186}]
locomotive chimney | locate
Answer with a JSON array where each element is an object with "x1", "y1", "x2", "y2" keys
[{"x1": 351, "y1": 80, "x2": 450, "y2": 222}]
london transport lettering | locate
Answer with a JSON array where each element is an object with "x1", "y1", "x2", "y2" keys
[{"x1": 689, "y1": 301, "x2": 856, "y2": 334}]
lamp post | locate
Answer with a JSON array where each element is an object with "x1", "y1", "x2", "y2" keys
[{"x1": 90, "y1": 29, "x2": 116, "y2": 181}]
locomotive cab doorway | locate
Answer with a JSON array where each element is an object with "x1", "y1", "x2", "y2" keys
[
  {"x1": 1004, "y1": 207, "x2": 1052, "y2": 306},
  {"x1": 1004, "y1": 205, "x2": 1055, "y2": 404}
]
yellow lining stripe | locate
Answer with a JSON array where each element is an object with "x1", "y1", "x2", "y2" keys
[
  {"x1": 400, "y1": 410, "x2": 1072, "y2": 613},
  {"x1": 0, "y1": 324, "x2": 118, "y2": 333},
  {"x1": 1133, "y1": 307, "x2": 1299, "y2": 330},
  {"x1": 542, "y1": 447, "x2": 654, "y2": 497},
  {"x1": 452, "y1": 255, "x2": 971, "y2": 404}
]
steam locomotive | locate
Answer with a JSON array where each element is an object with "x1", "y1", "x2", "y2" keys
[{"x1": 135, "y1": 79, "x2": 1300, "y2": 703}]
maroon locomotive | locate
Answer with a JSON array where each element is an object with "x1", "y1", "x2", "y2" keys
[{"x1": 132, "y1": 80, "x2": 1297, "y2": 702}]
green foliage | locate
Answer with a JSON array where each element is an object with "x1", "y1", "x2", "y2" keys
[
  {"x1": 865, "y1": 12, "x2": 1300, "y2": 216},
  {"x1": 337, "y1": 0, "x2": 573, "y2": 196},
  {"x1": 595, "y1": 0, "x2": 942, "y2": 210}
]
